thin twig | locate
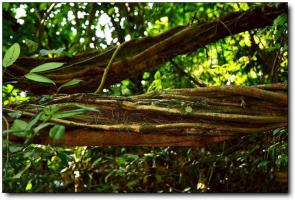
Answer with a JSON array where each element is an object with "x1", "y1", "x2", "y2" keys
[
  {"x1": 170, "y1": 59, "x2": 206, "y2": 87},
  {"x1": 95, "y1": 41, "x2": 128, "y2": 94},
  {"x1": 2, "y1": 115, "x2": 10, "y2": 178},
  {"x1": 217, "y1": 19, "x2": 233, "y2": 36},
  {"x1": 40, "y1": 3, "x2": 56, "y2": 25}
]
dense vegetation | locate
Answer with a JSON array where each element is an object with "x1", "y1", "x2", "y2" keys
[{"x1": 2, "y1": 2, "x2": 288, "y2": 192}]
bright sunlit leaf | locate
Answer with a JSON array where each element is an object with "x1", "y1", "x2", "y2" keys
[{"x1": 25, "y1": 181, "x2": 33, "y2": 191}]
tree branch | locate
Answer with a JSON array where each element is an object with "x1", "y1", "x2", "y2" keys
[
  {"x1": 6, "y1": 4, "x2": 287, "y2": 94},
  {"x1": 5, "y1": 83, "x2": 287, "y2": 146}
]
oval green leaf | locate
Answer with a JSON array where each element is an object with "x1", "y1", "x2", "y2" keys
[
  {"x1": 49, "y1": 124, "x2": 65, "y2": 141},
  {"x1": 57, "y1": 79, "x2": 82, "y2": 93},
  {"x1": 11, "y1": 119, "x2": 28, "y2": 137},
  {"x1": 25, "y1": 73, "x2": 56, "y2": 85},
  {"x1": 3, "y1": 43, "x2": 20, "y2": 68},
  {"x1": 30, "y1": 62, "x2": 64, "y2": 73},
  {"x1": 7, "y1": 112, "x2": 22, "y2": 119}
]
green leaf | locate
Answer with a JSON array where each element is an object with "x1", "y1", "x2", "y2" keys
[
  {"x1": 274, "y1": 13, "x2": 287, "y2": 26},
  {"x1": 57, "y1": 79, "x2": 82, "y2": 93},
  {"x1": 41, "y1": 104, "x2": 70, "y2": 120},
  {"x1": 26, "y1": 113, "x2": 42, "y2": 131},
  {"x1": 39, "y1": 49, "x2": 49, "y2": 56},
  {"x1": 25, "y1": 73, "x2": 56, "y2": 85},
  {"x1": 257, "y1": 160, "x2": 269, "y2": 168},
  {"x1": 278, "y1": 154, "x2": 288, "y2": 167},
  {"x1": 9, "y1": 145, "x2": 23, "y2": 153},
  {"x1": 24, "y1": 39, "x2": 38, "y2": 53},
  {"x1": 125, "y1": 153, "x2": 139, "y2": 160},
  {"x1": 91, "y1": 158, "x2": 102, "y2": 167},
  {"x1": 57, "y1": 152, "x2": 71, "y2": 165},
  {"x1": 40, "y1": 103, "x2": 100, "y2": 121},
  {"x1": 108, "y1": 7, "x2": 115, "y2": 15},
  {"x1": 12, "y1": 161, "x2": 31, "y2": 179},
  {"x1": 7, "y1": 112, "x2": 22, "y2": 119},
  {"x1": 3, "y1": 43, "x2": 20, "y2": 68},
  {"x1": 52, "y1": 109, "x2": 87, "y2": 119},
  {"x1": 183, "y1": 187, "x2": 191, "y2": 192},
  {"x1": 52, "y1": 48, "x2": 65, "y2": 55},
  {"x1": 11, "y1": 119, "x2": 28, "y2": 137},
  {"x1": 72, "y1": 104, "x2": 100, "y2": 112},
  {"x1": 39, "y1": 95, "x2": 53, "y2": 105},
  {"x1": 33, "y1": 122, "x2": 54, "y2": 134},
  {"x1": 143, "y1": 72, "x2": 150, "y2": 79},
  {"x1": 25, "y1": 181, "x2": 33, "y2": 191},
  {"x1": 49, "y1": 124, "x2": 65, "y2": 141},
  {"x1": 30, "y1": 62, "x2": 64, "y2": 73}
]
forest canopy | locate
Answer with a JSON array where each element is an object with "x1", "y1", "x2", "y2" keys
[{"x1": 2, "y1": 2, "x2": 288, "y2": 193}]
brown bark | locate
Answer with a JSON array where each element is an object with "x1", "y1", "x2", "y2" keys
[
  {"x1": 4, "y1": 4, "x2": 287, "y2": 94},
  {"x1": 5, "y1": 83, "x2": 287, "y2": 146}
]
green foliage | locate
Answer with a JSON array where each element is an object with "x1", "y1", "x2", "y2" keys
[
  {"x1": 3, "y1": 84, "x2": 29, "y2": 105},
  {"x1": 11, "y1": 161, "x2": 31, "y2": 179},
  {"x1": 39, "y1": 48, "x2": 66, "y2": 57},
  {"x1": 274, "y1": 13, "x2": 287, "y2": 26},
  {"x1": 51, "y1": 109, "x2": 89, "y2": 119},
  {"x1": 3, "y1": 129, "x2": 288, "y2": 192},
  {"x1": 39, "y1": 103, "x2": 100, "y2": 121},
  {"x1": 11, "y1": 119, "x2": 29, "y2": 137},
  {"x1": 24, "y1": 39, "x2": 38, "y2": 53},
  {"x1": 3, "y1": 43, "x2": 20, "y2": 68},
  {"x1": 57, "y1": 79, "x2": 83, "y2": 93},
  {"x1": 2, "y1": 2, "x2": 288, "y2": 193},
  {"x1": 49, "y1": 124, "x2": 65, "y2": 141},
  {"x1": 30, "y1": 62, "x2": 64, "y2": 73},
  {"x1": 24, "y1": 62, "x2": 65, "y2": 85},
  {"x1": 6, "y1": 103, "x2": 100, "y2": 144},
  {"x1": 25, "y1": 73, "x2": 56, "y2": 85}
]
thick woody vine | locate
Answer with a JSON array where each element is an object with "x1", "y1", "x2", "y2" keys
[{"x1": 3, "y1": 4, "x2": 288, "y2": 146}]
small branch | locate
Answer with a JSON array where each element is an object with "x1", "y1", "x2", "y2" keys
[
  {"x1": 40, "y1": 3, "x2": 56, "y2": 25},
  {"x1": 2, "y1": 115, "x2": 10, "y2": 178},
  {"x1": 270, "y1": 34, "x2": 286, "y2": 83},
  {"x1": 36, "y1": 3, "x2": 56, "y2": 49},
  {"x1": 94, "y1": 41, "x2": 128, "y2": 94},
  {"x1": 85, "y1": 3, "x2": 98, "y2": 47},
  {"x1": 170, "y1": 59, "x2": 206, "y2": 87},
  {"x1": 108, "y1": 10, "x2": 125, "y2": 43},
  {"x1": 217, "y1": 19, "x2": 233, "y2": 36},
  {"x1": 72, "y1": 4, "x2": 82, "y2": 49}
]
